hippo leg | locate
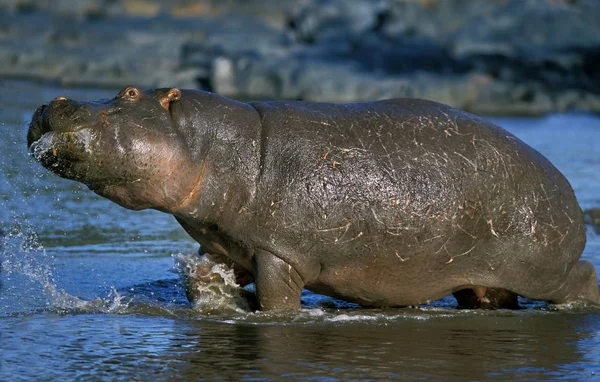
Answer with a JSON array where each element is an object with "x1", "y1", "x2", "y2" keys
[
  {"x1": 543, "y1": 260, "x2": 600, "y2": 305},
  {"x1": 253, "y1": 250, "x2": 304, "y2": 311},
  {"x1": 453, "y1": 287, "x2": 520, "y2": 309}
]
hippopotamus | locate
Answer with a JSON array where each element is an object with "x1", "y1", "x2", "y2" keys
[{"x1": 27, "y1": 86, "x2": 600, "y2": 310}]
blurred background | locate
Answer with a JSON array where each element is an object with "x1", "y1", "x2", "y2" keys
[
  {"x1": 1, "y1": 0, "x2": 599, "y2": 115},
  {"x1": 3, "y1": 2, "x2": 600, "y2": 380}
]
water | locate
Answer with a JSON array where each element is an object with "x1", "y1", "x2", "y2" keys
[{"x1": 2, "y1": 79, "x2": 600, "y2": 380}]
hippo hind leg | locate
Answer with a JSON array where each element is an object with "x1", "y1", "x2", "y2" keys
[
  {"x1": 453, "y1": 286, "x2": 520, "y2": 310},
  {"x1": 540, "y1": 260, "x2": 600, "y2": 305}
]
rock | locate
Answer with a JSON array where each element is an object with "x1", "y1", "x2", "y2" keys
[
  {"x1": 180, "y1": 15, "x2": 292, "y2": 92},
  {"x1": 289, "y1": 0, "x2": 388, "y2": 44},
  {"x1": 451, "y1": 0, "x2": 600, "y2": 56},
  {"x1": 0, "y1": 0, "x2": 599, "y2": 115},
  {"x1": 282, "y1": 0, "x2": 600, "y2": 113},
  {"x1": 0, "y1": 12, "x2": 202, "y2": 89},
  {"x1": 207, "y1": 50, "x2": 491, "y2": 106},
  {"x1": 449, "y1": 0, "x2": 600, "y2": 113},
  {"x1": 0, "y1": 0, "x2": 296, "y2": 26}
]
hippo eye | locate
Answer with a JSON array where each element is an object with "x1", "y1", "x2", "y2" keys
[
  {"x1": 126, "y1": 88, "x2": 140, "y2": 99},
  {"x1": 120, "y1": 86, "x2": 141, "y2": 101}
]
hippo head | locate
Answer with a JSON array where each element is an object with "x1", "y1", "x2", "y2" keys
[{"x1": 27, "y1": 86, "x2": 198, "y2": 211}]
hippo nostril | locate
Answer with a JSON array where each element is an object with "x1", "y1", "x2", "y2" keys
[{"x1": 54, "y1": 96, "x2": 68, "y2": 102}]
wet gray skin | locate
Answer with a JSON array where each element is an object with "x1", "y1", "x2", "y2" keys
[{"x1": 27, "y1": 86, "x2": 600, "y2": 311}]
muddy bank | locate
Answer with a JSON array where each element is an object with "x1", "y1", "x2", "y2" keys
[{"x1": 1, "y1": 0, "x2": 598, "y2": 115}]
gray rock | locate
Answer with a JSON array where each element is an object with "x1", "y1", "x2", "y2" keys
[
  {"x1": 0, "y1": 13, "x2": 200, "y2": 89},
  {"x1": 0, "y1": 0, "x2": 599, "y2": 115},
  {"x1": 289, "y1": 0, "x2": 388, "y2": 43}
]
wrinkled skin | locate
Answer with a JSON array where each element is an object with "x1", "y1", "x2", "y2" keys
[{"x1": 28, "y1": 86, "x2": 600, "y2": 310}]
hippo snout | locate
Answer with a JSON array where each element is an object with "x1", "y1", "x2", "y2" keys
[{"x1": 27, "y1": 97, "x2": 100, "y2": 148}]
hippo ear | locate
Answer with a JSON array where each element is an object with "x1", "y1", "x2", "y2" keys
[{"x1": 159, "y1": 88, "x2": 181, "y2": 112}]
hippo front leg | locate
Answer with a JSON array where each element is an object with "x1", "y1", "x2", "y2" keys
[{"x1": 253, "y1": 250, "x2": 304, "y2": 311}]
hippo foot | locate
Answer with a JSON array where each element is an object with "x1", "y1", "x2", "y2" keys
[{"x1": 453, "y1": 287, "x2": 520, "y2": 310}]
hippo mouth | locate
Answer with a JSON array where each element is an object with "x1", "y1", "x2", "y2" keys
[
  {"x1": 27, "y1": 99, "x2": 98, "y2": 179},
  {"x1": 28, "y1": 128, "x2": 94, "y2": 180}
]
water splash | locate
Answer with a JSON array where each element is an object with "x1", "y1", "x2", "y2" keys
[
  {"x1": 28, "y1": 131, "x2": 56, "y2": 162},
  {"x1": 173, "y1": 252, "x2": 252, "y2": 313},
  {"x1": 0, "y1": 229, "x2": 130, "y2": 316}
]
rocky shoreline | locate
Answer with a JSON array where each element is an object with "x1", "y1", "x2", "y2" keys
[{"x1": 1, "y1": 0, "x2": 599, "y2": 115}]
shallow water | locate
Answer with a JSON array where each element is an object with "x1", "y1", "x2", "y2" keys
[{"x1": 2, "y1": 79, "x2": 600, "y2": 380}]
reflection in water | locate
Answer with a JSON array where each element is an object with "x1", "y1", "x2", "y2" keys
[
  {"x1": 2, "y1": 311, "x2": 600, "y2": 380},
  {"x1": 173, "y1": 314, "x2": 600, "y2": 380}
]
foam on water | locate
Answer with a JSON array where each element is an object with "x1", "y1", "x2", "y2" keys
[{"x1": 172, "y1": 252, "x2": 252, "y2": 313}]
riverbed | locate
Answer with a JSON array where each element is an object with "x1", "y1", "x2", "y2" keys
[{"x1": 1, "y1": 80, "x2": 600, "y2": 380}]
